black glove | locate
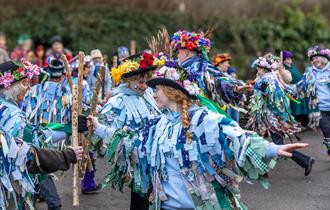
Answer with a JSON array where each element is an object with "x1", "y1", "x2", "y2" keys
[{"x1": 78, "y1": 115, "x2": 88, "y2": 133}]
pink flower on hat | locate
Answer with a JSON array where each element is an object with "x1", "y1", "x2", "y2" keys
[
  {"x1": 23, "y1": 61, "x2": 41, "y2": 78},
  {"x1": 0, "y1": 72, "x2": 14, "y2": 88},
  {"x1": 17, "y1": 67, "x2": 27, "y2": 76}
]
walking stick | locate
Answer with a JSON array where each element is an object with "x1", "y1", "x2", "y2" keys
[
  {"x1": 77, "y1": 52, "x2": 88, "y2": 178},
  {"x1": 101, "y1": 57, "x2": 107, "y2": 99},
  {"x1": 61, "y1": 54, "x2": 73, "y2": 93},
  {"x1": 112, "y1": 55, "x2": 118, "y2": 68},
  {"x1": 130, "y1": 40, "x2": 136, "y2": 55},
  {"x1": 82, "y1": 65, "x2": 105, "y2": 173},
  {"x1": 72, "y1": 84, "x2": 80, "y2": 206},
  {"x1": 71, "y1": 51, "x2": 85, "y2": 206}
]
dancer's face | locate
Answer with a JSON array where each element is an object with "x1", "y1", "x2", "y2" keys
[
  {"x1": 153, "y1": 85, "x2": 170, "y2": 109},
  {"x1": 218, "y1": 61, "x2": 230, "y2": 72},
  {"x1": 312, "y1": 56, "x2": 328, "y2": 69},
  {"x1": 257, "y1": 67, "x2": 265, "y2": 77},
  {"x1": 177, "y1": 49, "x2": 196, "y2": 64},
  {"x1": 128, "y1": 72, "x2": 153, "y2": 95},
  {"x1": 17, "y1": 79, "x2": 30, "y2": 102}
]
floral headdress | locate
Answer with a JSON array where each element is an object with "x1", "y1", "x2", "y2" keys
[
  {"x1": 307, "y1": 45, "x2": 330, "y2": 60},
  {"x1": 0, "y1": 60, "x2": 41, "y2": 89},
  {"x1": 151, "y1": 64, "x2": 200, "y2": 98},
  {"x1": 111, "y1": 52, "x2": 165, "y2": 84},
  {"x1": 171, "y1": 30, "x2": 211, "y2": 60},
  {"x1": 252, "y1": 55, "x2": 280, "y2": 71}
]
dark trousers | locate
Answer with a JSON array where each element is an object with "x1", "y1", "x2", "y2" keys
[
  {"x1": 130, "y1": 189, "x2": 149, "y2": 210},
  {"x1": 270, "y1": 132, "x2": 311, "y2": 169},
  {"x1": 40, "y1": 176, "x2": 61, "y2": 210},
  {"x1": 295, "y1": 115, "x2": 309, "y2": 127},
  {"x1": 319, "y1": 111, "x2": 330, "y2": 152}
]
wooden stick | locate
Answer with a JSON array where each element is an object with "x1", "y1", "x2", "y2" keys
[
  {"x1": 77, "y1": 51, "x2": 87, "y2": 178},
  {"x1": 61, "y1": 54, "x2": 73, "y2": 93},
  {"x1": 101, "y1": 69, "x2": 106, "y2": 99},
  {"x1": 280, "y1": 51, "x2": 283, "y2": 69},
  {"x1": 112, "y1": 56, "x2": 118, "y2": 68},
  {"x1": 82, "y1": 65, "x2": 105, "y2": 172},
  {"x1": 130, "y1": 40, "x2": 136, "y2": 55},
  {"x1": 77, "y1": 51, "x2": 84, "y2": 114},
  {"x1": 71, "y1": 84, "x2": 79, "y2": 206}
]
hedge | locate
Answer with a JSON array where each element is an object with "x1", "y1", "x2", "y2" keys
[{"x1": 0, "y1": 1, "x2": 329, "y2": 78}]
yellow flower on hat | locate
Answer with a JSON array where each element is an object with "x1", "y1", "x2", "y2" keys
[
  {"x1": 111, "y1": 60, "x2": 139, "y2": 84},
  {"x1": 153, "y1": 57, "x2": 166, "y2": 67}
]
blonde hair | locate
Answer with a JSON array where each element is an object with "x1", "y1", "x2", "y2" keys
[
  {"x1": 0, "y1": 80, "x2": 25, "y2": 102},
  {"x1": 160, "y1": 85, "x2": 193, "y2": 144}
]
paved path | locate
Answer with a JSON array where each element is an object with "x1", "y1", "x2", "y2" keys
[{"x1": 37, "y1": 130, "x2": 329, "y2": 210}]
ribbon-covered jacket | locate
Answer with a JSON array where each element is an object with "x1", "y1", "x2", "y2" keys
[
  {"x1": 94, "y1": 84, "x2": 161, "y2": 193},
  {"x1": 21, "y1": 80, "x2": 72, "y2": 125},
  {"x1": 0, "y1": 97, "x2": 73, "y2": 209},
  {"x1": 246, "y1": 72, "x2": 301, "y2": 140},
  {"x1": 181, "y1": 55, "x2": 243, "y2": 110}
]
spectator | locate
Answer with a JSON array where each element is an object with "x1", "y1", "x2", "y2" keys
[
  {"x1": 282, "y1": 50, "x2": 309, "y2": 127},
  {"x1": 87, "y1": 49, "x2": 111, "y2": 102},
  {"x1": 0, "y1": 32, "x2": 9, "y2": 64},
  {"x1": 10, "y1": 33, "x2": 33, "y2": 61},
  {"x1": 44, "y1": 35, "x2": 72, "y2": 66}
]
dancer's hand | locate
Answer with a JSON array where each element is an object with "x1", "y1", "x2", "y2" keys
[
  {"x1": 278, "y1": 143, "x2": 309, "y2": 157},
  {"x1": 68, "y1": 146, "x2": 84, "y2": 161},
  {"x1": 87, "y1": 115, "x2": 99, "y2": 130}
]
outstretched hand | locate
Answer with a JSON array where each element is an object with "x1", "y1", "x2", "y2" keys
[{"x1": 278, "y1": 143, "x2": 309, "y2": 157}]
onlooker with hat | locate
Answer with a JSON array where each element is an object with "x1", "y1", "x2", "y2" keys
[
  {"x1": 117, "y1": 46, "x2": 130, "y2": 63},
  {"x1": 10, "y1": 33, "x2": 33, "y2": 61},
  {"x1": 227, "y1": 66, "x2": 237, "y2": 79},
  {"x1": 44, "y1": 35, "x2": 72, "y2": 66},
  {"x1": 0, "y1": 32, "x2": 10, "y2": 64},
  {"x1": 87, "y1": 49, "x2": 111, "y2": 102},
  {"x1": 282, "y1": 50, "x2": 309, "y2": 127}
]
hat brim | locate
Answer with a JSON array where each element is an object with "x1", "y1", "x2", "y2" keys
[
  {"x1": 146, "y1": 78, "x2": 197, "y2": 100},
  {"x1": 123, "y1": 53, "x2": 141, "y2": 62},
  {"x1": 256, "y1": 65, "x2": 271, "y2": 71},
  {"x1": 122, "y1": 65, "x2": 157, "y2": 79},
  {"x1": 47, "y1": 67, "x2": 64, "y2": 78},
  {"x1": 310, "y1": 54, "x2": 330, "y2": 61}
]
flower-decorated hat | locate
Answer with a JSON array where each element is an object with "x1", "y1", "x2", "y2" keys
[
  {"x1": 213, "y1": 53, "x2": 232, "y2": 66},
  {"x1": 0, "y1": 60, "x2": 41, "y2": 89},
  {"x1": 111, "y1": 52, "x2": 164, "y2": 84},
  {"x1": 171, "y1": 30, "x2": 211, "y2": 59},
  {"x1": 251, "y1": 55, "x2": 280, "y2": 71},
  {"x1": 146, "y1": 64, "x2": 200, "y2": 99},
  {"x1": 307, "y1": 45, "x2": 330, "y2": 61}
]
